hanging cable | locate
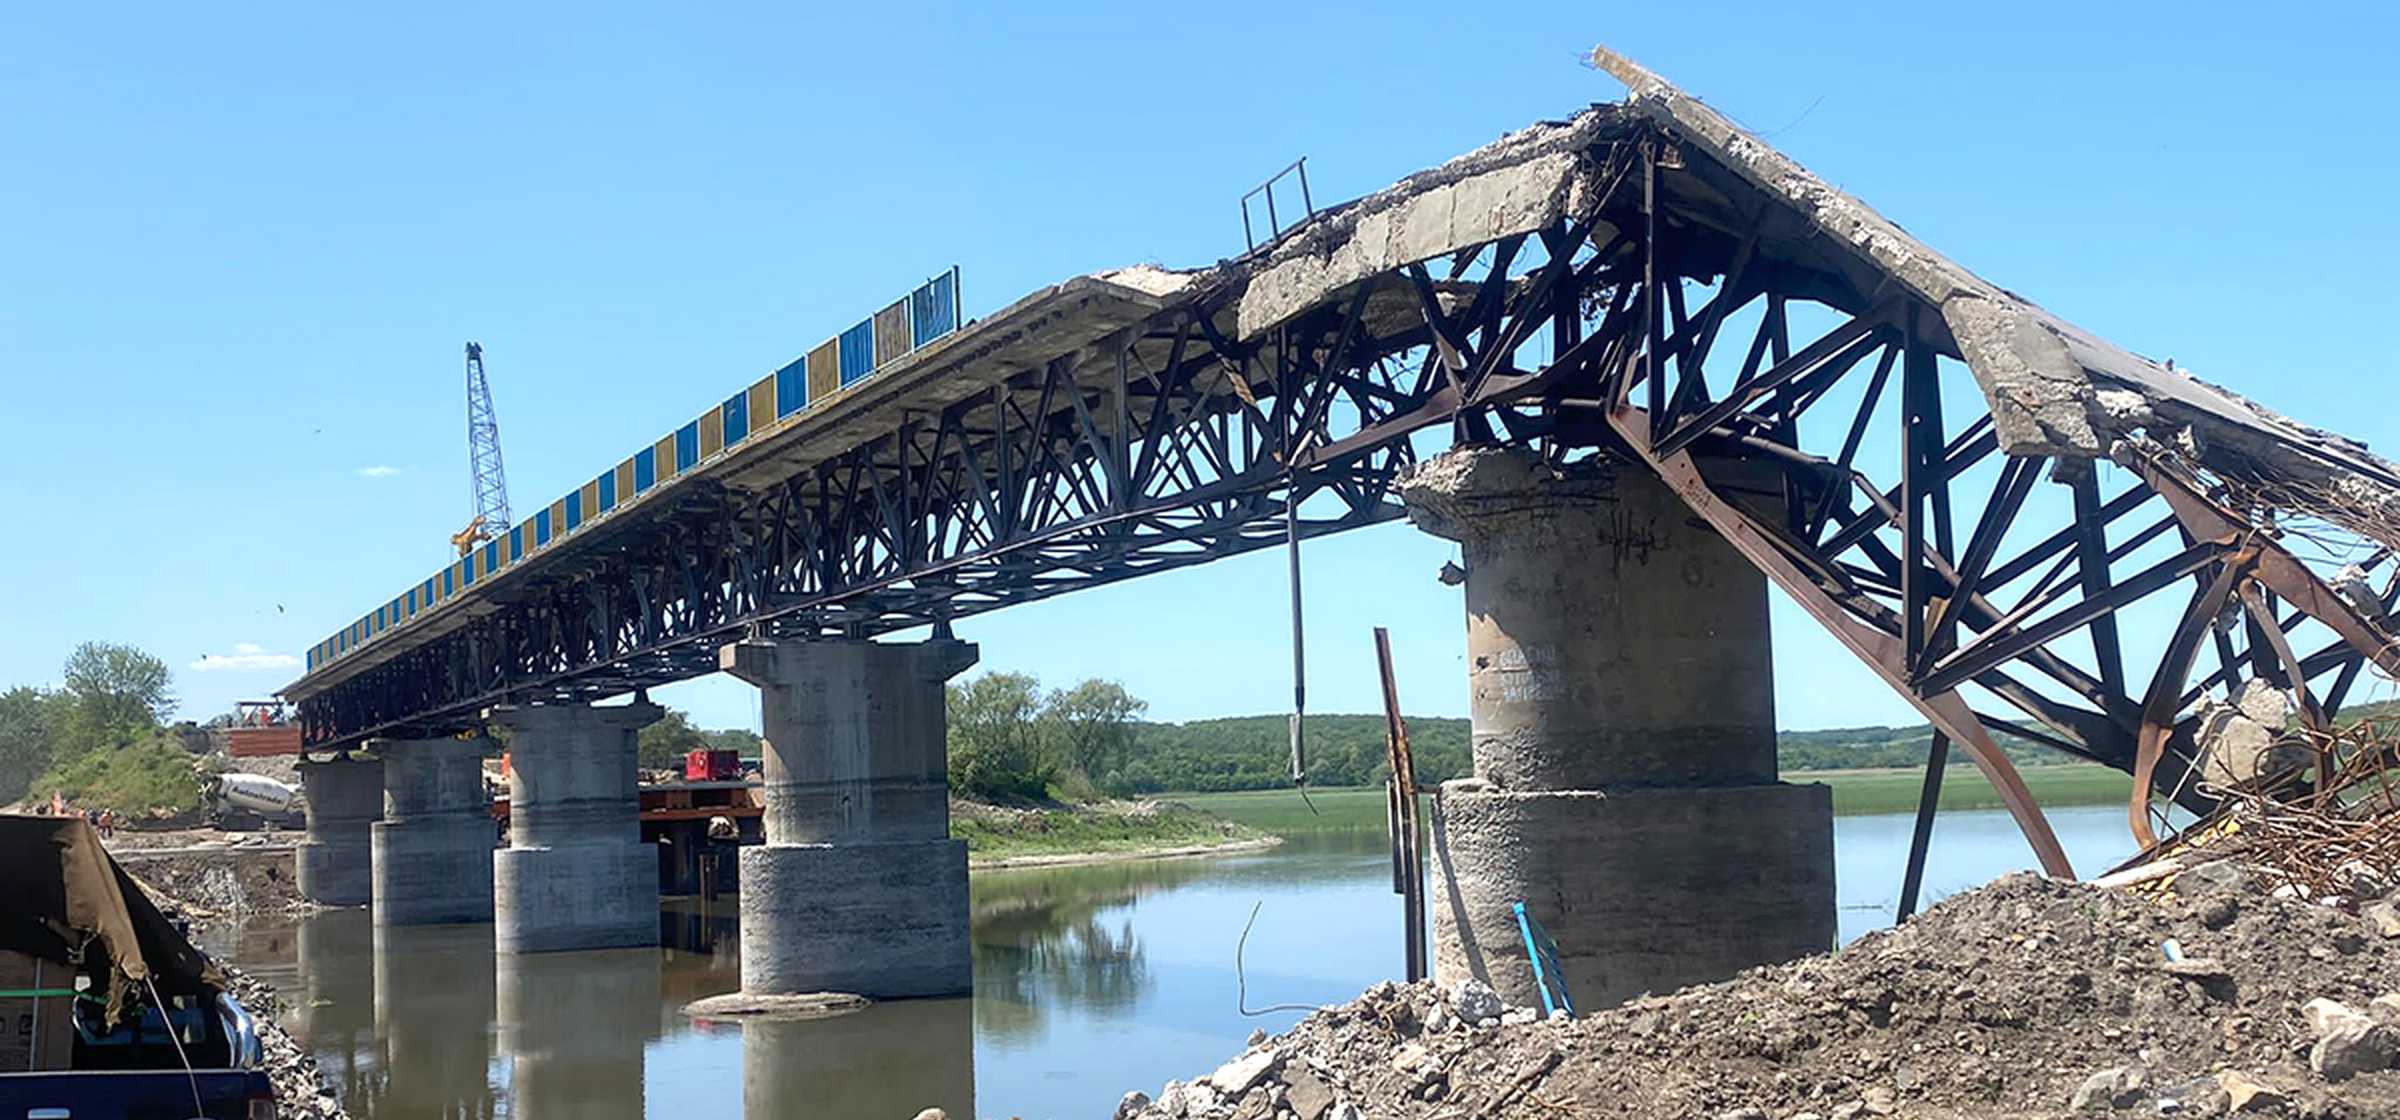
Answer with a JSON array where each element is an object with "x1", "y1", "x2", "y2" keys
[{"x1": 144, "y1": 974, "x2": 207, "y2": 1120}]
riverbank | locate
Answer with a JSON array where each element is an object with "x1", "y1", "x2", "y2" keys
[
  {"x1": 1167, "y1": 761, "x2": 2132, "y2": 834},
  {"x1": 953, "y1": 797, "x2": 1273, "y2": 866},
  {"x1": 1120, "y1": 864, "x2": 2400, "y2": 1119}
]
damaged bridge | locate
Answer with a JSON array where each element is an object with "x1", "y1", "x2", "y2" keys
[{"x1": 282, "y1": 48, "x2": 2400, "y2": 1011}]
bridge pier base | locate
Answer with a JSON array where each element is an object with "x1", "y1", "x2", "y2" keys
[
  {"x1": 1399, "y1": 447, "x2": 1835, "y2": 1012},
  {"x1": 488, "y1": 702, "x2": 663, "y2": 953},
  {"x1": 372, "y1": 735, "x2": 496, "y2": 926},
  {"x1": 720, "y1": 636, "x2": 980, "y2": 999},
  {"x1": 296, "y1": 755, "x2": 383, "y2": 907}
]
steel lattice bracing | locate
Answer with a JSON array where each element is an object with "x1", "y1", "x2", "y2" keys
[{"x1": 290, "y1": 49, "x2": 2400, "y2": 867}]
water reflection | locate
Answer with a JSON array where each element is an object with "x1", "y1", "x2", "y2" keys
[
  {"x1": 298, "y1": 911, "x2": 382, "y2": 1109},
  {"x1": 497, "y1": 947, "x2": 661, "y2": 1120},
  {"x1": 218, "y1": 812, "x2": 2145, "y2": 1119},
  {"x1": 738, "y1": 999, "x2": 974, "y2": 1119},
  {"x1": 969, "y1": 859, "x2": 1201, "y2": 1038},
  {"x1": 373, "y1": 923, "x2": 496, "y2": 1119}
]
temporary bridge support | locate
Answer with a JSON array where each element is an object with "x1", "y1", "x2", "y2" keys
[
  {"x1": 721, "y1": 636, "x2": 981, "y2": 999},
  {"x1": 1400, "y1": 446, "x2": 1836, "y2": 1010}
]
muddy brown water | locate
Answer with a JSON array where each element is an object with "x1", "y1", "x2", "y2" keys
[{"x1": 197, "y1": 806, "x2": 2143, "y2": 1119}]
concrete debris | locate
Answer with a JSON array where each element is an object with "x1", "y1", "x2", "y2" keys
[
  {"x1": 2304, "y1": 999, "x2": 2397, "y2": 1080},
  {"x1": 2195, "y1": 681, "x2": 2312, "y2": 790},
  {"x1": 2070, "y1": 1065, "x2": 2147, "y2": 1112},
  {"x1": 1113, "y1": 1091, "x2": 1151, "y2": 1120},
  {"x1": 1120, "y1": 872, "x2": 2400, "y2": 1118},
  {"x1": 2215, "y1": 1070, "x2": 2287, "y2": 1113},
  {"x1": 1451, "y1": 977, "x2": 1504, "y2": 1025},
  {"x1": 1208, "y1": 1048, "x2": 1282, "y2": 1097}
]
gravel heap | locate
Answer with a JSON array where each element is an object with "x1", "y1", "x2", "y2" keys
[{"x1": 1119, "y1": 866, "x2": 2400, "y2": 1119}]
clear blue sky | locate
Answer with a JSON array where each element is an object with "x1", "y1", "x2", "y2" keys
[{"x1": 4, "y1": 2, "x2": 2396, "y2": 736}]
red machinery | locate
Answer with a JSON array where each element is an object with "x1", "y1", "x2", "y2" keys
[{"x1": 684, "y1": 749, "x2": 741, "y2": 782}]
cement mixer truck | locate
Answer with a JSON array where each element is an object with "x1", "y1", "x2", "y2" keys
[{"x1": 208, "y1": 772, "x2": 305, "y2": 830}]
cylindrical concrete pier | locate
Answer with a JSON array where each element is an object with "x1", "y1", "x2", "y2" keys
[
  {"x1": 487, "y1": 701, "x2": 662, "y2": 953},
  {"x1": 296, "y1": 755, "x2": 384, "y2": 907},
  {"x1": 1398, "y1": 447, "x2": 1835, "y2": 1011},
  {"x1": 371, "y1": 735, "x2": 496, "y2": 926},
  {"x1": 720, "y1": 637, "x2": 979, "y2": 999}
]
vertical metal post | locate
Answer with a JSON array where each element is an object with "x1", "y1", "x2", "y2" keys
[
  {"x1": 1286, "y1": 493, "x2": 1308, "y2": 785},
  {"x1": 1901, "y1": 303, "x2": 1932, "y2": 668},
  {"x1": 1375, "y1": 627, "x2": 1424, "y2": 982},
  {"x1": 1896, "y1": 732, "x2": 1949, "y2": 920},
  {"x1": 1641, "y1": 139, "x2": 1662, "y2": 427}
]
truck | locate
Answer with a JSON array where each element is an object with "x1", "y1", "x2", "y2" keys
[
  {"x1": 208, "y1": 773, "x2": 305, "y2": 831},
  {"x1": 1, "y1": 814, "x2": 283, "y2": 1118}
]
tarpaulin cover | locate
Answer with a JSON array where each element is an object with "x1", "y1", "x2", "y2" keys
[{"x1": 0, "y1": 814, "x2": 219, "y2": 1025}]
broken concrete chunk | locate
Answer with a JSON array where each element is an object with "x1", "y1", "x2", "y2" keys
[
  {"x1": 2215, "y1": 1070, "x2": 2286, "y2": 1113},
  {"x1": 2365, "y1": 901, "x2": 2400, "y2": 939},
  {"x1": 1450, "y1": 977, "x2": 1503, "y2": 1024},
  {"x1": 2071, "y1": 1065, "x2": 2147, "y2": 1111},
  {"x1": 1207, "y1": 1048, "x2": 1281, "y2": 1097},
  {"x1": 2302, "y1": 1000, "x2": 2396, "y2": 1080},
  {"x1": 1113, "y1": 1091, "x2": 1151, "y2": 1120}
]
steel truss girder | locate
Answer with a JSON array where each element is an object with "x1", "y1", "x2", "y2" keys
[{"x1": 304, "y1": 117, "x2": 2400, "y2": 874}]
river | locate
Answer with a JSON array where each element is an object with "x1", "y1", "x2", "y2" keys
[{"x1": 199, "y1": 804, "x2": 2146, "y2": 1119}]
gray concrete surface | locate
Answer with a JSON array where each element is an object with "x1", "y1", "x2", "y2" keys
[
  {"x1": 371, "y1": 735, "x2": 496, "y2": 926},
  {"x1": 737, "y1": 839, "x2": 973, "y2": 998},
  {"x1": 295, "y1": 754, "x2": 383, "y2": 907},
  {"x1": 487, "y1": 701, "x2": 661, "y2": 953},
  {"x1": 1399, "y1": 446, "x2": 1835, "y2": 1010},
  {"x1": 720, "y1": 637, "x2": 979, "y2": 998},
  {"x1": 1428, "y1": 782, "x2": 1834, "y2": 1011}
]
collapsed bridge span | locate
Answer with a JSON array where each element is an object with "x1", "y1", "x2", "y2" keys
[{"x1": 283, "y1": 47, "x2": 2400, "y2": 1007}]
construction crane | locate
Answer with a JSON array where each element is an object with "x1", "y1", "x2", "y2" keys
[{"x1": 450, "y1": 341, "x2": 512, "y2": 557}]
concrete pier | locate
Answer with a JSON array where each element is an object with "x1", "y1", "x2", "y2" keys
[
  {"x1": 488, "y1": 701, "x2": 663, "y2": 953},
  {"x1": 1399, "y1": 447, "x2": 1835, "y2": 1011},
  {"x1": 296, "y1": 755, "x2": 384, "y2": 907},
  {"x1": 720, "y1": 637, "x2": 980, "y2": 999},
  {"x1": 371, "y1": 735, "x2": 495, "y2": 926}
]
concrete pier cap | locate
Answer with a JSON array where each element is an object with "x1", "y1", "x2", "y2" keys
[
  {"x1": 486, "y1": 700, "x2": 664, "y2": 954},
  {"x1": 1396, "y1": 445, "x2": 1835, "y2": 1011},
  {"x1": 296, "y1": 753, "x2": 385, "y2": 907},
  {"x1": 370, "y1": 734, "x2": 496, "y2": 927},
  {"x1": 718, "y1": 635, "x2": 980, "y2": 1001}
]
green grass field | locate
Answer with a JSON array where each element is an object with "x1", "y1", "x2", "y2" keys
[{"x1": 1167, "y1": 762, "x2": 2133, "y2": 835}]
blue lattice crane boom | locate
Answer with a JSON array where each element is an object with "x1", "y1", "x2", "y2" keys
[{"x1": 450, "y1": 341, "x2": 512, "y2": 557}]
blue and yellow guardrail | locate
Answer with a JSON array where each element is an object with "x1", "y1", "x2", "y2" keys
[{"x1": 306, "y1": 268, "x2": 961, "y2": 673}]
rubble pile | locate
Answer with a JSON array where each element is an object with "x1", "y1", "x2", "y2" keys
[{"x1": 1121, "y1": 868, "x2": 2400, "y2": 1118}]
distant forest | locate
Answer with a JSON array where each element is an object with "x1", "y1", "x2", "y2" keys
[{"x1": 1115, "y1": 713, "x2": 2091, "y2": 794}]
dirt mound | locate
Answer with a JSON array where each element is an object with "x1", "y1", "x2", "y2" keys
[
  {"x1": 1121, "y1": 868, "x2": 2400, "y2": 1119},
  {"x1": 116, "y1": 846, "x2": 305, "y2": 921}
]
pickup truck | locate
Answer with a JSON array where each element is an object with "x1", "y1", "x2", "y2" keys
[{"x1": 0, "y1": 990, "x2": 278, "y2": 1119}]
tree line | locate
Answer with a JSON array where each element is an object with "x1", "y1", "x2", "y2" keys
[{"x1": 0, "y1": 642, "x2": 201, "y2": 813}]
